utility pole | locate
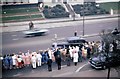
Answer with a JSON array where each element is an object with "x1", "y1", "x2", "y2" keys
[
  {"x1": 105, "y1": 42, "x2": 110, "y2": 79},
  {"x1": 82, "y1": 2, "x2": 85, "y2": 36}
]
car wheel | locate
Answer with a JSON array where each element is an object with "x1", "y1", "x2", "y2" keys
[{"x1": 102, "y1": 65, "x2": 106, "y2": 70}]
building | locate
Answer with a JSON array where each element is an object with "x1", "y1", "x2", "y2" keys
[
  {"x1": 0, "y1": 0, "x2": 119, "y2": 15},
  {"x1": 0, "y1": 0, "x2": 95, "y2": 4}
]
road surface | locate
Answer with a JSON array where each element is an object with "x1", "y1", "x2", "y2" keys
[{"x1": 2, "y1": 18, "x2": 118, "y2": 55}]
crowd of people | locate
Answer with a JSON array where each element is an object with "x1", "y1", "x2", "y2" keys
[{"x1": 2, "y1": 41, "x2": 103, "y2": 72}]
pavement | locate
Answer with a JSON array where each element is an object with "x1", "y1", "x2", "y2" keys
[
  {"x1": 0, "y1": 14, "x2": 119, "y2": 34},
  {"x1": 2, "y1": 59, "x2": 119, "y2": 78}
]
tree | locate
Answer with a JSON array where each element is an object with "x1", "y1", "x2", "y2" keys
[{"x1": 100, "y1": 29, "x2": 120, "y2": 79}]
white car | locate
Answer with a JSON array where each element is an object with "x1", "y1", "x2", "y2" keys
[{"x1": 23, "y1": 28, "x2": 49, "y2": 36}]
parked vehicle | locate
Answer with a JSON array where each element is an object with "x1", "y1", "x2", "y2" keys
[{"x1": 89, "y1": 52, "x2": 120, "y2": 69}]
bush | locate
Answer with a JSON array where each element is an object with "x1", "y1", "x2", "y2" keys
[
  {"x1": 72, "y1": 2, "x2": 109, "y2": 16},
  {"x1": 43, "y1": 4, "x2": 69, "y2": 18}
]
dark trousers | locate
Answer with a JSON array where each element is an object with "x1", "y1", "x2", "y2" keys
[
  {"x1": 48, "y1": 65, "x2": 52, "y2": 71},
  {"x1": 78, "y1": 56, "x2": 82, "y2": 62},
  {"x1": 57, "y1": 62, "x2": 61, "y2": 70},
  {"x1": 66, "y1": 57, "x2": 70, "y2": 66},
  {"x1": 47, "y1": 59, "x2": 52, "y2": 71},
  {"x1": 74, "y1": 62, "x2": 77, "y2": 66},
  {"x1": 56, "y1": 57, "x2": 61, "y2": 70}
]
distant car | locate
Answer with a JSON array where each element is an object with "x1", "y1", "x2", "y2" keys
[
  {"x1": 23, "y1": 28, "x2": 49, "y2": 36},
  {"x1": 66, "y1": 36, "x2": 86, "y2": 44},
  {"x1": 89, "y1": 52, "x2": 120, "y2": 69},
  {"x1": 52, "y1": 36, "x2": 87, "y2": 48}
]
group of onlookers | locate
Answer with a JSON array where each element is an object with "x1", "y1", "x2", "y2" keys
[{"x1": 2, "y1": 41, "x2": 102, "y2": 71}]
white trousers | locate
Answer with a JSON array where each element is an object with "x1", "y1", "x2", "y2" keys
[
  {"x1": 32, "y1": 62, "x2": 36, "y2": 68},
  {"x1": 37, "y1": 59, "x2": 41, "y2": 67}
]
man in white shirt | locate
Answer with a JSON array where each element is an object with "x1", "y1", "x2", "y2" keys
[
  {"x1": 31, "y1": 55, "x2": 37, "y2": 69},
  {"x1": 36, "y1": 52, "x2": 42, "y2": 67},
  {"x1": 12, "y1": 54, "x2": 17, "y2": 69}
]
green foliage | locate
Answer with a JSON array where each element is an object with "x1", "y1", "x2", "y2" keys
[
  {"x1": 99, "y1": 2, "x2": 119, "y2": 12},
  {"x1": 72, "y1": 2, "x2": 109, "y2": 16},
  {"x1": 44, "y1": 5, "x2": 49, "y2": 9},
  {"x1": 2, "y1": 8, "x2": 39, "y2": 15},
  {"x1": 2, "y1": 14, "x2": 43, "y2": 22},
  {"x1": 43, "y1": 4, "x2": 69, "y2": 18},
  {"x1": 2, "y1": 4, "x2": 44, "y2": 22}
]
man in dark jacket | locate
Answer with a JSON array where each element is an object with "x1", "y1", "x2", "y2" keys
[
  {"x1": 54, "y1": 48, "x2": 61, "y2": 70},
  {"x1": 66, "y1": 47, "x2": 71, "y2": 66},
  {"x1": 87, "y1": 47, "x2": 91, "y2": 59},
  {"x1": 47, "y1": 58, "x2": 52, "y2": 71}
]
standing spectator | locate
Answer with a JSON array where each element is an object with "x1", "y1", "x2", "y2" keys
[
  {"x1": 25, "y1": 53, "x2": 31, "y2": 67},
  {"x1": 112, "y1": 40, "x2": 117, "y2": 52},
  {"x1": 15, "y1": 54, "x2": 19, "y2": 68},
  {"x1": 47, "y1": 48, "x2": 53, "y2": 71},
  {"x1": 36, "y1": 52, "x2": 42, "y2": 67},
  {"x1": 82, "y1": 46, "x2": 87, "y2": 60},
  {"x1": 60, "y1": 48, "x2": 66, "y2": 61},
  {"x1": 73, "y1": 50, "x2": 79, "y2": 66},
  {"x1": 41, "y1": 50, "x2": 45, "y2": 64},
  {"x1": 66, "y1": 47, "x2": 71, "y2": 66},
  {"x1": 48, "y1": 48, "x2": 52, "y2": 60},
  {"x1": 56, "y1": 54, "x2": 62, "y2": 70},
  {"x1": 98, "y1": 42, "x2": 103, "y2": 53},
  {"x1": 95, "y1": 41, "x2": 100, "y2": 54},
  {"x1": 3, "y1": 55, "x2": 9, "y2": 69},
  {"x1": 91, "y1": 41, "x2": 95, "y2": 55},
  {"x1": 44, "y1": 50, "x2": 49, "y2": 64},
  {"x1": 12, "y1": 54, "x2": 17, "y2": 69},
  {"x1": 69, "y1": 46, "x2": 73, "y2": 59},
  {"x1": 86, "y1": 47, "x2": 91, "y2": 59},
  {"x1": 8, "y1": 54, "x2": 13, "y2": 69},
  {"x1": 17, "y1": 56, "x2": 23, "y2": 68},
  {"x1": 6, "y1": 54, "x2": 10, "y2": 69},
  {"x1": 51, "y1": 49, "x2": 55, "y2": 62},
  {"x1": 75, "y1": 46, "x2": 79, "y2": 53},
  {"x1": 31, "y1": 55, "x2": 37, "y2": 69},
  {"x1": 47, "y1": 57, "x2": 52, "y2": 72},
  {"x1": 78, "y1": 49, "x2": 82, "y2": 62},
  {"x1": 21, "y1": 53, "x2": 25, "y2": 67},
  {"x1": 54, "y1": 48, "x2": 62, "y2": 70}
]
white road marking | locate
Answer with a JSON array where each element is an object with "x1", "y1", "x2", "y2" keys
[
  {"x1": 52, "y1": 72, "x2": 73, "y2": 77},
  {"x1": 75, "y1": 62, "x2": 89, "y2": 73},
  {"x1": 12, "y1": 35, "x2": 17, "y2": 36},
  {"x1": 13, "y1": 73, "x2": 22, "y2": 77},
  {"x1": 12, "y1": 38, "x2": 19, "y2": 40},
  {"x1": 61, "y1": 65, "x2": 67, "y2": 68},
  {"x1": 31, "y1": 70, "x2": 35, "y2": 73}
]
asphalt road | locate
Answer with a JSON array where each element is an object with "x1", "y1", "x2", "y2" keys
[
  {"x1": 2, "y1": 18, "x2": 118, "y2": 55},
  {"x1": 2, "y1": 18, "x2": 119, "y2": 78}
]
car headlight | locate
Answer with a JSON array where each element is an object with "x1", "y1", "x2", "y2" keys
[
  {"x1": 96, "y1": 62, "x2": 101, "y2": 65},
  {"x1": 89, "y1": 58, "x2": 92, "y2": 60},
  {"x1": 96, "y1": 62, "x2": 99, "y2": 64}
]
